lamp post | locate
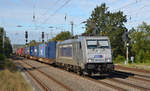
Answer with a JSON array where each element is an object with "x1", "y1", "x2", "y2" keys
[
  {"x1": 49, "y1": 26, "x2": 54, "y2": 40},
  {"x1": 70, "y1": 21, "x2": 74, "y2": 36}
]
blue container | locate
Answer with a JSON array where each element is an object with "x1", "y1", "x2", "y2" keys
[
  {"x1": 21, "y1": 48, "x2": 23, "y2": 56},
  {"x1": 25, "y1": 48, "x2": 27, "y2": 55},
  {"x1": 34, "y1": 45, "x2": 39, "y2": 57},
  {"x1": 46, "y1": 41, "x2": 57, "y2": 59},
  {"x1": 38, "y1": 43, "x2": 46, "y2": 58},
  {"x1": 27, "y1": 47, "x2": 30, "y2": 56},
  {"x1": 30, "y1": 46, "x2": 35, "y2": 56}
]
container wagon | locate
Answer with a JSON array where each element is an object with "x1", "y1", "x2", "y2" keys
[{"x1": 45, "y1": 41, "x2": 57, "y2": 64}]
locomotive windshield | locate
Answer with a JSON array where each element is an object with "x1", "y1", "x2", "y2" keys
[{"x1": 87, "y1": 39, "x2": 109, "y2": 49}]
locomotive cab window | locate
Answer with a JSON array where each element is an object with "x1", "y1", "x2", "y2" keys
[{"x1": 86, "y1": 39, "x2": 109, "y2": 49}]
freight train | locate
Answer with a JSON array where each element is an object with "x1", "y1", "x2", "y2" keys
[{"x1": 16, "y1": 36, "x2": 114, "y2": 75}]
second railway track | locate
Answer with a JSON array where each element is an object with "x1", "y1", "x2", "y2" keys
[
  {"x1": 22, "y1": 58, "x2": 128, "y2": 91},
  {"x1": 18, "y1": 63, "x2": 50, "y2": 91},
  {"x1": 17, "y1": 57, "x2": 150, "y2": 91},
  {"x1": 21, "y1": 60, "x2": 73, "y2": 91}
]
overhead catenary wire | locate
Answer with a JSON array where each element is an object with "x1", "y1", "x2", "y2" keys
[
  {"x1": 124, "y1": 1, "x2": 150, "y2": 29},
  {"x1": 41, "y1": 0, "x2": 71, "y2": 25},
  {"x1": 32, "y1": 0, "x2": 38, "y2": 30},
  {"x1": 112, "y1": 0, "x2": 141, "y2": 12},
  {"x1": 39, "y1": 0, "x2": 61, "y2": 20}
]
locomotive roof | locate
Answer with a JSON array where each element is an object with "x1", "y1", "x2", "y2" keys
[{"x1": 57, "y1": 36, "x2": 109, "y2": 45}]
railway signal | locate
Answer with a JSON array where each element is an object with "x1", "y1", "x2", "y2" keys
[
  {"x1": 42, "y1": 32, "x2": 44, "y2": 43},
  {"x1": 25, "y1": 31, "x2": 28, "y2": 45},
  {"x1": 122, "y1": 31, "x2": 129, "y2": 64},
  {"x1": 122, "y1": 31, "x2": 129, "y2": 42}
]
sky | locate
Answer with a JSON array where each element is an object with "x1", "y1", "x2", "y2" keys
[{"x1": 0, "y1": 0, "x2": 150, "y2": 44}]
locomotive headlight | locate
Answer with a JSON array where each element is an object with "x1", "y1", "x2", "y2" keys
[
  {"x1": 88, "y1": 59, "x2": 91, "y2": 62},
  {"x1": 88, "y1": 58, "x2": 93, "y2": 62},
  {"x1": 106, "y1": 58, "x2": 111, "y2": 62}
]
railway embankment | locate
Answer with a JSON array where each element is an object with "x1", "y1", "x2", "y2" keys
[{"x1": 0, "y1": 57, "x2": 33, "y2": 91}]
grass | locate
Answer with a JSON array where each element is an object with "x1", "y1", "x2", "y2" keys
[{"x1": 0, "y1": 58, "x2": 33, "y2": 91}]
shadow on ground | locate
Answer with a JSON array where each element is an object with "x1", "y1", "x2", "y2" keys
[{"x1": 90, "y1": 70, "x2": 135, "y2": 80}]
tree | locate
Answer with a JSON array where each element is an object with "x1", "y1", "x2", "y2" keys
[
  {"x1": 28, "y1": 40, "x2": 41, "y2": 46},
  {"x1": 0, "y1": 27, "x2": 4, "y2": 54},
  {"x1": 84, "y1": 3, "x2": 127, "y2": 58},
  {"x1": 0, "y1": 27, "x2": 12, "y2": 58},
  {"x1": 4, "y1": 37, "x2": 12, "y2": 57},
  {"x1": 129, "y1": 22, "x2": 150, "y2": 63},
  {"x1": 52, "y1": 31, "x2": 72, "y2": 41}
]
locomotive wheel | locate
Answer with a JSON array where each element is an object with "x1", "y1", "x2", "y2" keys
[
  {"x1": 81, "y1": 71, "x2": 86, "y2": 77},
  {"x1": 77, "y1": 70, "x2": 82, "y2": 75},
  {"x1": 88, "y1": 72, "x2": 93, "y2": 77},
  {"x1": 66, "y1": 67, "x2": 70, "y2": 72}
]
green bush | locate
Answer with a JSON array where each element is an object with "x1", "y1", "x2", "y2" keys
[
  {"x1": 143, "y1": 60, "x2": 150, "y2": 64},
  {"x1": 0, "y1": 54, "x2": 5, "y2": 60},
  {"x1": 0, "y1": 54, "x2": 5, "y2": 69},
  {"x1": 5, "y1": 59, "x2": 17, "y2": 72},
  {"x1": 136, "y1": 50, "x2": 145, "y2": 63},
  {"x1": 114, "y1": 55, "x2": 125, "y2": 63},
  {"x1": 0, "y1": 56, "x2": 16, "y2": 71}
]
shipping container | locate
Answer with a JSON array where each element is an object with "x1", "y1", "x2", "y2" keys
[
  {"x1": 19, "y1": 48, "x2": 22, "y2": 56},
  {"x1": 25, "y1": 48, "x2": 27, "y2": 55},
  {"x1": 27, "y1": 47, "x2": 30, "y2": 56},
  {"x1": 30, "y1": 46, "x2": 35, "y2": 56},
  {"x1": 20, "y1": 48, "x2": 23, "y2": 56},
  {"x1": 23, "y1": 48, "x2": 25, "y2": 57},
  {"x1": 46, "y1": 41, "x2": 57, "y2": 59},
  {"x1": 34, "y1": 45, "x2": 39, "y2": 57},
  {"x1": 16, "y1": 48, "x2": 19, "y2": 55},
  {"x1": 38, "y1": 43, "x2": 46, "y2": 58}
]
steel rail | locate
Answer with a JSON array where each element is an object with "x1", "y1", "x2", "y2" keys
[
  {"x1": 107, "y1": 78, "x2": 150, "y2": 91},
  {"x1": 19, "y1": 63, "x2": 49, "y2": 91},
  {"x1": 115, "y1": 65, "x2": 150, "y2": 74},
  {"x1": 112, "y1": 71, "x2": 150, "y2": 83},
  {"x1": 84, "y1": 77, "x2": 127, "y2": 91},
  {"x1": 22, "y1": 60, "x2": 73, "y2": 91},
  {"x1": 26, "y1": 59, "x2": 127, "y2": 91}
]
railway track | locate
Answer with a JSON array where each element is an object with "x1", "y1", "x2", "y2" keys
[
  {"x1": 52, "y1": 63, "x2": 150, "y2": 91},
  {"x1": 23, "y1": 59, "x2": 127, "y2": 91},
  {"x1": 84, "y1": 76, "x2": 127, "y2": 91},
  {"x1": 115, "y1": 65, "x2": 150, "y2": 81},
  {"x1": 106, "y1": 78, "x2": 150, "y2": 91},
  {"x1": 115, "y1": 65, "x2": 150, "y2": 77},
  {"x1": 18, "y1": 63, "x2": 50, "y2": 91},
  {"x1": 21, "y1": 60, "x2": 73, "y2": 91},
  {"x1": 112, "y1": 71, "x2": 150, "y2": 83},
  {"x1": 115, "y1": 65, "x2": 150, "y2": 74},
  {"x1": 19, "y1": 58, "x2": 150, "y2": 91}
]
